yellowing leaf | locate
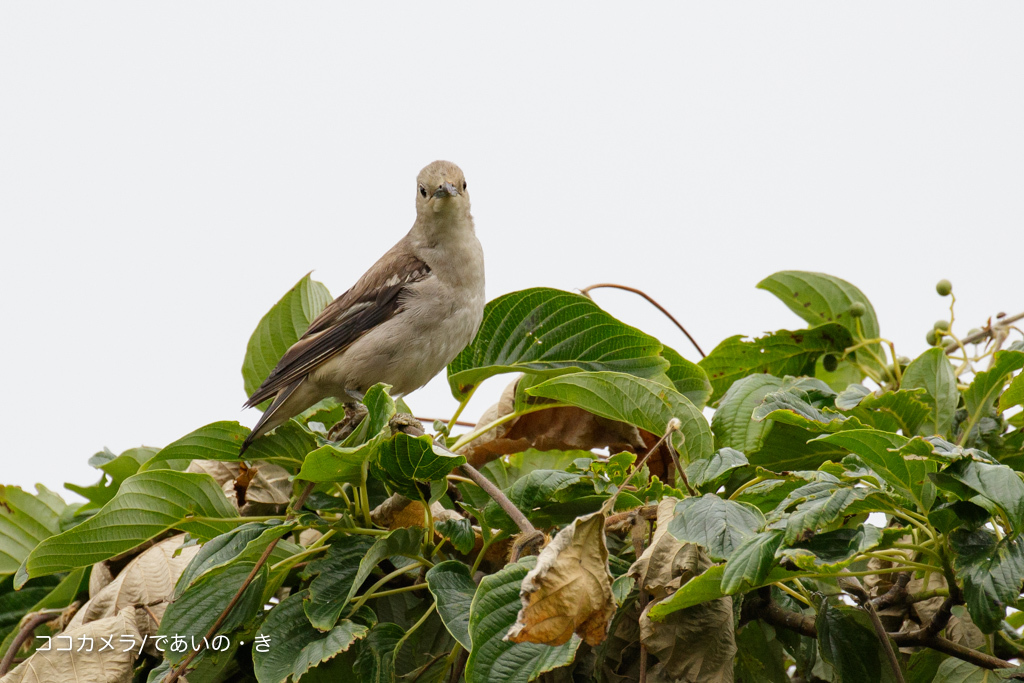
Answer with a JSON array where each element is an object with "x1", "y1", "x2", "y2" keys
[{"x1": 506, "y1": 511, "x2": 615, "y2": 646}]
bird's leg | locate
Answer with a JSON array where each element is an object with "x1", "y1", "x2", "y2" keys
[{"x1": 327, "y1": 402, "x2": 369, "y2": 442}]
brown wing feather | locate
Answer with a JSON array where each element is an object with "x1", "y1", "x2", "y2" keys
[{"x1": 244, "y1": 244, "x2": 431, "y2": 408}]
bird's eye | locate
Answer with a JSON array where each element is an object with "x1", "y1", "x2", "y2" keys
[
  {"x1": 463, "y1": 181, "x2": 467, "y2": 190},
  {"x1": 419, "y1": 185, "x2": 427, "y2": 198}
]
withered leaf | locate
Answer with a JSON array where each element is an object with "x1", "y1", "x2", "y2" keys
[
  {"x1": 506, "y1": 511, "x2": 615, "y2": 646},
  {"x1": 639, "y1": 595, "x2": 736, "y2": 683}
]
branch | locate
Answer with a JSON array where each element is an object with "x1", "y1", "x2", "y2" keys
[
  {"x1": 865, "y1": 602, "x2": 906, "y2": 683},
  {"x1": 163, "y1": 481, "x2": 316, "y2": 683},
  {"x1": 580, "y1": 283, "x2": 706, "y2": 358},
  {"x1": 946, "y1": 310, "x2": 1024, "y2": 354},
  {"x1": 746, "y1": 596, "x2": 1015, "y2": 671},
  {"x1": 0, "y1": 608, "x2": 67, "y2": 675}
]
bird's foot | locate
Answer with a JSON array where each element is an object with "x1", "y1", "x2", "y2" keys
[{"x1": 327, "y1": 402, "x2": 369, "y2": 442}]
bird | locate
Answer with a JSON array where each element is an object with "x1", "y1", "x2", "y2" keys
[{"x1": 240, "y1": 160, "x2": 485, "y2": 454}]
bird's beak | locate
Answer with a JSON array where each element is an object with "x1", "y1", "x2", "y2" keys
[{"x1": 433, "y1": 182, "x2": 459, "y2": 199}]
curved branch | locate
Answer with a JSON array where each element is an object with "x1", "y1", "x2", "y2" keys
[{"x1": 580, "y1": 283, "x2": 706, "y2": 358}]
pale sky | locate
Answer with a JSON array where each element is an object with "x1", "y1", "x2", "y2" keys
[{"x1": 2, "y1": 4, "x2": 1022, "y2": 496}]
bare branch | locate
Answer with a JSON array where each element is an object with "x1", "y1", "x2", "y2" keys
[
  {"x1": 580, "y1": 283, "x2": 706, "y2": 358},
  {"x1": 0, "y1": 608, "x2": 67, "y2": 675}
]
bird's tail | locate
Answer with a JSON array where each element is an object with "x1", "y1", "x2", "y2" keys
[{"x1": 240, "y1": 379, "x2": 305, "y2": 456}]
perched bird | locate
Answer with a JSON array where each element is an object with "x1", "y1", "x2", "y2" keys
[{"x1": 240, "y1": 160, "x2": 485, "y2": 454}]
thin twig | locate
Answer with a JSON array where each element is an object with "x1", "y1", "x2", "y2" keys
[
  {"x1": 416, "y1": 417, "x2": 477, "y2": 428},
  {"x1": 865, "y1": 602, "x2": 905, "y2": 683},
  {"x1": 946, "y1": 310, "x2": 1024, "y2": 354},
  {"x1": 580, "y1": 283, "x2": 706, "y2": 358},
  {"x1": 0, "y1": 609, "x2": 66, "y2": 675},
  {"x1": 164, "y1": 481, "x2": 316, "y2": 683}
]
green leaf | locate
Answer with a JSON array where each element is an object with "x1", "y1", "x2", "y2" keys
[
  {"x1": 662, "y1": 345, "x2": 713, "y2": 410},
  {"x1": 161, "y1": 561, "x2": 268, "y2": 664},
  {"x1": 720, "y1": 529, "x2": 783, "y2": 595},
  {"x1": 370, "y1": 432, "x2": 466, "y2": 500},
  {"x1": 815, "y1": 599, "x2": 892, "y2": 683},
  {"x1": 901, "y1": 347, "x2": 959, "y2": 437},
  {"x1": 434, "y1": 517, "x2": 475, "y2": 555},
  {"x1": 465, "y1": 555, "x2": 581, "y2": 683},
  {"x1": 735, "y1": 620, "x2": 790, "y2": 683},
  {"x1": 753, "y1": 388, "x2": 861, "y2": 434},
  {"x1": 140, "y1": 421, "x2": 247, "y2": 470},
  {"x1": 425, "y1": 560, "x2": 475, "y2": 649},
  {"x1": 938, "y1": 458, "x2": 1024, "y2": 532},
  {"x1": 712, "y1": 375, "x2": 784, "y2": 453},
  {"x1": 963, "y1": 350, "x2": 1024, "y2": 439},
  {"x1": 242, "y1": 273, "x2": 332, "y2": 402},
  {"x1": 0, "y1": 485, "x2": 65, "y2": 577},
  {"x1": 526, "y1": 370, "x2": 713, "y2": 464},
  {"x1": 482, "y1": 469, "x2": 585, "y2": 533},
  {"x1": 782, "y1": 524, "x2": 890, "y2": 572},
  {"x1": 756, "y1": 270, "x2": 881, "y2": 369},
  {"x1": 778, "y1": 486, "x2": 871, "y2": 545},
  {"x1": 685, "y1": 448, "x2": 749, "y2": 492},
  {"x1": 648, "y1": 564, "x2": 811, "y2": 620},
  {"x1": 447, "y1": 287, "x2": 669, "y2": 400},
  {"x1": 814, "y1": 429, "x2": 937, "y2": 509},
  {"x1": 253, "y1": 589, "x2": 368, "y2": 683},
  {"x1": 66, "y1": 447, "x2": 159, "y2": 510},
  {"x1": 699, "y1": 323, "x2": 854, "y2": 403},
  {"x1": 1001, "y1": 372, "x2": 1024, "y2": 412},
  {"x1": 176, "y1": 520, "x2": 296, "y2": 598},
  {"x1": 836, "y1": 388, "x2": 932, "y2": 436},
  {"x1": 20, "y1": 471, "x2": 238, "y2": 585},
  {"x1": 933, "y1": 658, "x2": 1004, "y2": 682},
  {"x1": 304, "y1": 534, "x2": 376, "y2": 631},
  {"x1": 344, "y1": 528, "x2": 424, "y2": 605},
  {"x1": 950, "y1": 529, "x2": 1024, "y2": 633},
  {"x1": 353, "y1": 622, "x2": 404, "y2": 683},
  {"x1": 666, "y1": 494, "x2": 764, "y2": 561}
]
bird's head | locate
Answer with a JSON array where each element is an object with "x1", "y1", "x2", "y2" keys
[{"x1": 415, "y1": 160, "x2": 469, "y2": 217}]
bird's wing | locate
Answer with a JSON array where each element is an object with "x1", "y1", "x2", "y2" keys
[{"x1": 244, "y1": 247, "x2": 432, "y2": 408}]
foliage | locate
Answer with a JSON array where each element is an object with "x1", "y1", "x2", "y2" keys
[{"x1": 1, "y1": 271, "x2": 1023, "y2": 682}]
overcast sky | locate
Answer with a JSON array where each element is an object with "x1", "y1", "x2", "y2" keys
[{"x1": 2, "y1": 4, "x2": 1022, "y2": 496}]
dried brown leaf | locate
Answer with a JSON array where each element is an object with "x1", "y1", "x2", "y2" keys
[
  {"x1": 506, "y1": 511, "x2": 616, "y2": 646},
  {"x1": 68, "y1": 535, "x2": 199, "y2": 639},
  {"x1": 639, "y1": 595, "x2": 736, "y2": 683},
  {"x1": 462, "y1": 377, "x2": 652, "y2": 467},
  {"x1": 0, "y1": 608, "x2": 141, "y2": 683},
  {"x1": 627, "y1": 498, "x2": 710, "y2": 602}
]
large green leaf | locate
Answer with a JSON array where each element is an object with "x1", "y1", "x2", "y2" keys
[
  {"x1": 1001, "y1": 372, "x2": 1024, "y2": 412},
  {"x1": 242, "y1": 273, "x2": 332, "y2": 401},
  {"x1": 648, "y1": 564, "x2": 811, "y2": 620},
  {"x1": 19, "y1": 471, "x2": 238, "y2": 585},
  {"x1": 370, "y1": 432, "x2": 466, "y2": 500},
  {"x1": 777, "y1": 485, "x2": 871, "y2": 545},
  {"x1": 304, "y1": 534, "x2": 376, "y2": 631},
  {"x1": 253, "y1": 589, "x2": 368, "y2": 683},
  {"x1": 712, "y1": 375, "x2": 784, "y2": 454},
  {"x1": 465, "y1": 556, "x2": 580, "y2": 683},
  {"x1": 756, "y1": 270, "x2": 881, "y2": 370},
  {"x1": 142, "y1": 420, "x2": 315, "y2": 471},
  {"x1": 815, "y1": 599, "x2": 893, "y2": 683},
  {"x1": 902, "y1": 348, "x2": 959, "y2": 437},
  {"x1": 526, "y1": 370, "x2": 713, "y2": 463},
  {"x1": 425, "y1": 560, "x2": 475, "y2": 649},
  {"x1": 950, "y1": 529, "x2": 1024, "y2": 633},
  {"x1": 160, "y1": 561, "x2": 268, "y2": 664},
  {"x1": 175, "y1": 520, "x2": 296, "y2": 597},
  {"x1": 962, "y1": 350, "x2": 1024, "y2": 440},
  {"x1": 814, "y1": 430, "x2": 936, "y2": 509},
  {"x1": 753, "y1": 388, "x2": 862, "y2": 435},
  {"x1": 720, "y1": 530, "x2": 783, "y2": 595},
  {"x1": 0, "y1": 485, "x2": 65, "y2": 577},
  {"x1": 662, "y1": 345, "x2": 713, "y2": 410},
  {"x1": 782, "y1": 524, "x2": 893, "y2": 573},
  {"x1": 481, "y1": 469, "x2": 587, "y2": 533},
  {"x1": 685, "y1": 448, "x2": 749, "y2": 492},
  {"x1": 938, "y1": 458, "x2": 1024, "y2": 532},
  {"x1": 447, "y1": 287, "x2": 669, "y2": 400},
  {"x1": 699, "y1": 324, "x2": 853, "y2": 403},
  {"x1": 353, "y1": 622, "x2": 405, "y2": 683},
  {"x1": 835, "y1": 386, "x2": 931, "y2": 435},
  {"x1": 666, "y1": 494, "x2": 764, "y2": 561},
  {"x1": 735, "y1": 620, "x2": 790, "y2": 683}
]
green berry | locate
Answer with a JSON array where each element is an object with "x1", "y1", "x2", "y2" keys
[
  {"x1": 926, "y1": 330, "x2": 938, "y2": 346},
  {"x1": 936, "y1": 279, "x2": 952, "y2": 296},
  {"x1": 967, "y1": 328, "x2": 982, "y2": 339},
  {"x1": 849, "y1": 302, "x2": 866, "y2": 318},
  {"x1": 822, "y1": 354, "x2": 839, "y2": 372},
  {"x1": 933, "y1": 320, "x2": 950, "y2": 332},
  {"x1": 897, "y1": 356, "x2": 911, "y2": 367}
]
